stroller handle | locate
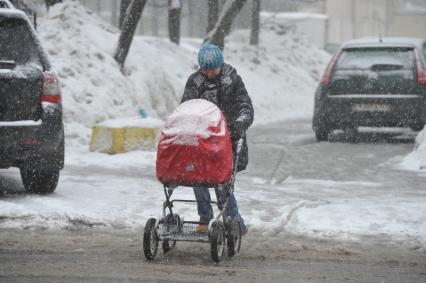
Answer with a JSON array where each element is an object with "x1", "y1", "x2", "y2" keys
[{"x1": 231, "y1": 133, "x2": 245, "y2": 183}]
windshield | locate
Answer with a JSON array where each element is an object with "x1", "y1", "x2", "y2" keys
[
  {"x1": 330, "y1": 47, "x2": 417, "y2": 95},
  {"x1": 336, "y1": 48, "x2": 415, "y2": 69},
  {"x1": 0, "y1": 17, "x2": 41, "y2": 66}
]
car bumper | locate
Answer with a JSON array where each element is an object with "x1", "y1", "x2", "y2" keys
[
  {"x1": 0, "y1": 110, "x2": 64, "y2": 169},
  {"x1": 313, "y1": 94, "x2": 426, "y2": 129}
]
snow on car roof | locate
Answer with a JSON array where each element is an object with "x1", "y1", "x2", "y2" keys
[
  {"x1": 341, "y1": 37, "x2": 425, "y2": 50},
  {"x1": 0, "y1": 7, "x2": 27, "y2": 18}
]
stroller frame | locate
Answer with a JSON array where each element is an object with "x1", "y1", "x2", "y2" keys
[{"x1": 143, "y1": 137, "x2": 244, "y2": 262}]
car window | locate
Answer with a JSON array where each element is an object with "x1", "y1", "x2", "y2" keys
[
  {"x1": 336, "y1": 48, "x2": 415, "y2": 69},
  {"x1": 0, "y1": 17, "x2": 41, "y2": 66}
]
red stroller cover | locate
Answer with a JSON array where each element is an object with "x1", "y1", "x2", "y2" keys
[{"x1": 156, "y1": 99, "x2": 233, "y2": 187}]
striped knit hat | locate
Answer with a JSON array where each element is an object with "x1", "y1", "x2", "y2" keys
[{"x1": 198, "y1": 44, "x2": 224, "y2": 70}]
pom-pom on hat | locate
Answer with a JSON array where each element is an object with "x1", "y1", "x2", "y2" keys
[{"x1": 198, "y1": 44, "x2": 224, "y2": 70}]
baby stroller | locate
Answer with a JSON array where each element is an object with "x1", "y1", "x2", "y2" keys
[{"x1": 143, "y1": 99, "x2": 243, "y2": 263}]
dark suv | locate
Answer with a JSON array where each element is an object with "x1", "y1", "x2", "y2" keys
[
  {"x1": 0, "y1": 7, "x2": 64, "y2": 193},
  {"x1": 313, "y1": 37, "x2": 426, "y2": 141}
]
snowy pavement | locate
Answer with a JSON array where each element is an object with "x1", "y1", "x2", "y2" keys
[{"x1": 1, "y1": 120, "x2": 425, "y2": 248}]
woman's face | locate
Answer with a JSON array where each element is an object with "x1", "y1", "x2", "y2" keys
[{"x1": 202, "y1": 67, "x2": 221, "y2": 79}]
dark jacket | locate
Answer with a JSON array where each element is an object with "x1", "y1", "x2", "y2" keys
[{"x1": 181, "y1": 63, "x2": 254, "y2": 171}]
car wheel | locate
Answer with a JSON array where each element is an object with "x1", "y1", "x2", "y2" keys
[
  {"x1": 20, "y1": 166, "x2": 60, "y2": 194},
  {"x1": 410, "y1": 123, "x2": 424, "y2": 132},
  {"x1": 344, "y1": 127, "x2": 359, "y2": 143},
  {"x1": 315, "y1": 129, "x2": 330, "y2": 142}
]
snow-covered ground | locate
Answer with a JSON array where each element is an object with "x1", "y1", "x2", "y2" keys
[
  {"x1": 400, "y1": 129, "x2": 426, "y2": 171},
  {"x1": 1, "y1": 126, "x2": 425, "y2": 246},
  {"x1": 1, "y1": 0, "x2": 425, "y2": 247}
]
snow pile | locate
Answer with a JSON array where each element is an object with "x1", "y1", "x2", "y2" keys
[
  {"x1": 260, "y1": 12, "x2": 328, "y2": 49},
  {"x1": 97, "y1": 117, "x2": 164, "y2": 129},
  {"x1": 400, "y1": 129, "x2": 426, "y2": 171},
  {"x1": 225, "y1": 14, "x2": 330, "y2": 123},
  {"x1": 38, "y1": 1, "x2": 193, "y2": 146},
  {"x1": 1, "y1": 165, "x2": 425, "y2": 246},
  {"x1": 36, "y1": 0, "x2": 329, "y2": 147},
  {"x1": 22, "y1": 0, "x2": 48, "y2": 15}
]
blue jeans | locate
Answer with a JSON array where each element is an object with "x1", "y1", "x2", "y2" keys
[{"x1": 193, "y1": 184, "x2": 246, "y2": 230}]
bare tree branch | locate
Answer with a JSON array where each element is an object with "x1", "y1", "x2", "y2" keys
[
  {"x1": 114, "y1": 0, "x2": 148, "y2": 70},
  {"x1": 250, "y1": 0, "x2": 260, "y2": 45},
  {"x1": 204, "y1": 0, "x2": 248, "y2": 50},
  {"x1": 207, "y1": 0, "x2": 219, "y2": 34}
]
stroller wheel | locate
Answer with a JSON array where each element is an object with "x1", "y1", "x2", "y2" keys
[
  {"x1": 162, "y1": 214, "x2": 180, "y2": 253},
  {"x1": 227, "y1": 218, "x2": 241, "y2": 257},
  {"x1": 210, "y1": 221, "x2": 226, "y2": 263},
  {"x1": 143, "y1": 218, "x2": 159, "y2": 260}
]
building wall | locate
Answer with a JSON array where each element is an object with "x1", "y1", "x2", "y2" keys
[
  {"x1": 325, "y1": 0, "x2": 390, "y2": 44},
  {"x1": 391, "y1": 13, "x2": 426, "y2": 39},
  {"x1": 78, "y1": 0, "x2": 426, "y2": 47},
  {"x1": 78, "y1": 0, "x2": 252, "y2": 39},
  {"x1": 300, "y1": 0, "x2": 426, "y2": 45},
  {"x1": 324, "y1": 0, "x2": 426, "y2": 45}
]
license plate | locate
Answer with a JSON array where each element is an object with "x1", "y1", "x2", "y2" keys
[{"x1": 352, "y1": 104, "x2": 390, "y2": 112}]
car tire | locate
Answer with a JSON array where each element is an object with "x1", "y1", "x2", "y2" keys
[
  {"x1": 410, "y1": 123, "x2": 424, "y2": 132},
  {"x1": 315, "y1": 128, "x2": 330, "y2": 142},
  {"x1": 344, "y1": 127, "x2": 359, "y2": 143},
  {"x1": 20, "y1": 166, "x2": 60, "y2": 194}
]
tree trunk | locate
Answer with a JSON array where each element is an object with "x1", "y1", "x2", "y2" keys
[
  {"x1": 111, "y1": 0, "x2": 119, "y2": 27},
  {"x1": 207, "y1": 0, "x2": 219, "y2": 34},
  {"x1": 250, "y1": 0, "x2": 260, "y2": 45},
  {"x1": 204, "y1": 0, "x2": 248, "y2": 50},
  {"x1": 45, "y1": 0, "x2": 62, "y2": 8},
  {"x1": 119, "y1": 0, "x2": 132, "y2": 29},
  {"x1": 168, "y1": 0, "x2": 181, "y2": 44},
  {"x1": 152, "y1": 5, "x2": 159, "y2": 36},
  {"x1": 114, "y1": 0, "x2": 147, "y2": 70},
  {"x1": 187, "y1": 0, "x2": 194, "y2": 37}
]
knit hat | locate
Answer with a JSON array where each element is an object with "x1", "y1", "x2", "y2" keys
[{"x1": 198, "y1": 44, "x2": 224, "y2": 70}]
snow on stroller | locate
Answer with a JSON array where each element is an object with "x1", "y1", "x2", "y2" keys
[{"x1": 143, "y1": 99, "x2": 243, "y2": 263}]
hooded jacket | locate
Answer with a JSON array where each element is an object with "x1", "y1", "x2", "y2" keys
[{"x1": 181, "y1": 63, "x2": 254, "y2": 171}]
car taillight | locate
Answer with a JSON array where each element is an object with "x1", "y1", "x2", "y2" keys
[
  {"x1": 320, "y1": 50, "x2": 342, "y2": 86},
  {"x1": 415, "y1": 49, "x2": 426, "y2": 86},
  {"x1": 42, "y1": 72, "x2": 61, "y2": 107}
]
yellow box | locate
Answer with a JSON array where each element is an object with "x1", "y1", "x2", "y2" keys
[{"x1": 89, "y1": 126, "x2": 160, "y2": 154}]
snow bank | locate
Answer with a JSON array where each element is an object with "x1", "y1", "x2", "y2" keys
[
  {"x1": 225, "y1": 16, "x2": 330, "y2": 123},
  {"x1": 261, "y1": 11, "x2": 328, "y2": 49},
  {"x1": 400, "y1": 129, "x2": 426, "y2": 171},
  {"x1": 97, "y1": 117, "x2": 164, "y2": 128},
  {"x1": 38, "y1": 1, "x2": 193, "y2": 146},
  {"x1": 36, "y1": 0, "x2": 329, "y2": 146},
  {"x1": 2, "y1": 163, "x2": 425, "y2": 245}
]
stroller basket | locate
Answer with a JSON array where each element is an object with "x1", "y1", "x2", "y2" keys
[{"x1": 159, "y1": 222, "x2": 210, "y2": 243}]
